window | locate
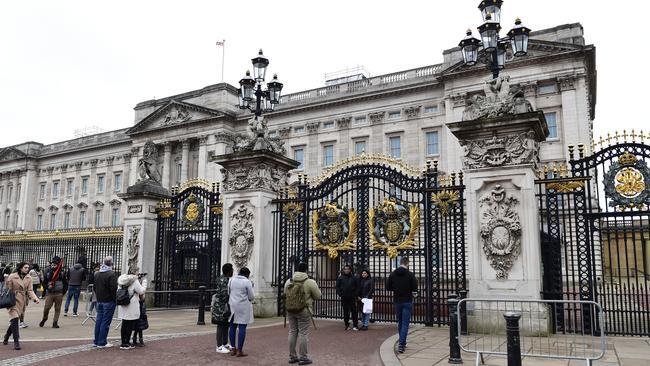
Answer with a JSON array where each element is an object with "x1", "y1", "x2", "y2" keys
[
  {"x1": 424, "y1": 105, "x2": 439, "y2": 114},
  {"x1": 16, "y1": 184, "x2": 21, "y2": 202},
  {"x1": 354, "y1": 141, "x2": 366, "y2": 156},
  {"x1": 545, "y1": 112, "x2": 558, "y2": 139},
  {"x1": 39, "y1": 183, "x2": 46, "y2": 199},
  {"x1": 294, "y1": 126, "x2": 305, "y2": 134},
  {"x1": 8, "y1": 186, "x2": 13, "y2": 202},
  {"x1": 52, "y1": 181, "x2": 59, "y2": 198},
  {"x1": 293, "y1": 147, "x2": 305, "y2": 169},
  {"x1": 538, "y1": 83, "x2": 557, "y2": 95},
  {"x1": 426, "y1": 131, "x2": 440, "y2": 156},
  {"x1": 111, "y1": 208, "x2": 120, "y2": 227},
  {"x1": 64, "y1": 212, "x2": 71, "y2": 229},
  {"x1": 323, "y1": 145, "x2": 334, "y2": 167},
  {"x1": 389, "y1": 136, "x2": 401, "y2": 158},
  {"x1": 49, "y1": 213, "x2": 56, "y2": 230},
  {"x1": 176, "y1": 163, "x2": 182, "y2": 183},
  {"x1": 323, "y1": 121, "x2": 335, "y2": 129},
  {"x1": 0, "y1": 187, "x2": 3, "y2": 203},
  {"x1": 13, "y1": 213, "x2": 18, "y2": 229},
  {"x1": 36, "y1": 214, "x2": 43, "y2": 231},
  {"x1": 79, "y1": 211, "x2": 86, "y2": 229},
  {"x1": 97, "y1": 175, "x2": 105, "y2": 193},
  {"x1": 94, "y1": 209, "x2": 102, "y2": 227},
  {"x1": 81, "y1": 177, "x2": 89, "y2": 195},
  {"x1": 388, "y1": 111, "x2": 401, "y2": 120},
  {"x1": 353, "y1": 116, "x2": 367, "y2": 126},
  {"x1": 114, "y1": 173, "x2": 122, "y2": 192},
  {"x1": 66, "y1": 179, "x2": 74, "y2": 196}
]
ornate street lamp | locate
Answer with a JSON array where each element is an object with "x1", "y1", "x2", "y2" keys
[
  {"x1": 238, "y1": 49, "x2": 284, "y2": 117},
  {"x1": 459, "y1": 1, "x2": 531, "y2": 79}
]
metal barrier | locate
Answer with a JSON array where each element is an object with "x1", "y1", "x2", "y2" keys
[{"x1": 456, "y1": 298, "x2": 606, "y2": 366}]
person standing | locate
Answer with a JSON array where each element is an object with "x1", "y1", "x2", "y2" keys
[
  {"x1": 357, "y1": 269, "x2": 374, "y2": 331},
  {"x1": 212, "y1": 263, "x2": 233, "y2": 354},
  {"x1": 228, "y1": 267, "x2": 254, "y2": 357},
  {"x1": 386, "y1": 257, "x2": 418, "y2": 353},
  {"x1": 93, "y1": 256, "x2": 118, "y2": 348},
  {"x1": 29, "y1": 264, "x2": 42, "y2": 298},
  {"x1": 117, "y1": 268, "x2": 145, "y2": 350},
  {"x1": 131, "y1": 272, "x2": 148, "y2": 347},
  {"x1": 0, "y1": 262, "x2": 5, "y2": 293},
  {"x1": 284, "y1": 262, "x2": 321, "y2": 365},
  {"x1": 41, "y1": 261, "x2": 51, "y2": 299},
  {"x1": 64, "y1": 261, "x2": 85, "y2": 317},
  {"x1": 3, "y1": 262, "x2": 40, "y2": 350},
  {"x1": 336, "y1": 264, "x2": 359, "y2": 331},
  {"x1": 40, "y1": 256, "x2": 67, "y2": 328}
]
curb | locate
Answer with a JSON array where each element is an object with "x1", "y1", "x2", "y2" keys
[{"x1": 379, "y1": 333, "x2": 401, "y2": 366}]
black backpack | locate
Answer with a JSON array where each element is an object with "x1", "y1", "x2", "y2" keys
[{"x1": 116, "y1": 285, "x2": 133, "y2": 306}]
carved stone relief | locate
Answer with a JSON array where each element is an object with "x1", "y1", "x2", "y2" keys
[
  {"x1": 461, "y1": 75, "x2": 534, "y2": 121},
  {"x1": 215, "y1": 116, "x2": 286, "y2": 155},
  {"x1": 127, "y1": 225, "x2": 141, "y2": 275},
  {"x1": 162, "y1": 105, "x2": 192, "y2": 125},
  {"x1": 558, "y1": 76, "x2": 576, "y2": 91},
  {"x1": 278, "y1": 127, "x2": 291, "y2": 138},
  {"x1": 368, "y1": 112, "x2": 385, "y2": 124},
  {"x1": 306, "y1": 122, "x2": 320, "y2": 134},
  {"x1": 479, "y1": 185, "x2": 521, "y2": 279},
  {"x1": 221, "y1": 163, "x2": 287, "y2": 192},
  {"x1": 335, "y1": 117, "x2": 351, "y2": 129},
  {"x1": 404, "y1": 106, "x2": 421, "y2": 119},
  {"x1": 460, "y1": 130, "x2": 540, "y2": 169},
  {"x1": 229, "y1": 204, "x2": 254, "y2": 269},
  {"x1": 128, "y1": 205, "x2": 143, "y2": 213}
]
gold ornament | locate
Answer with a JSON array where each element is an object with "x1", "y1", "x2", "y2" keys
[
  {"x1": 282, "y1": 201, "x2": 304, "y2": 223},
  {"x1": 431, "y1": 189, "x2": 460, "y2": 217},
  {"x1": 369, "y1": 198, "x2": 419, "y2": 259},
  {"x1": 546, "y1": 180, "x2": 585, "y2": 193},
  {"x1": 312, "y1": 201, "x2": 357, "y2": 259},
  {"x1": 615, "y1": 167, "x2": 646, "y2": 198}
]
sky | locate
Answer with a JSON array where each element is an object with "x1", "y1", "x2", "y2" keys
[{"x1": 0, "y1": 0, "x2": 647, "y2": 148}]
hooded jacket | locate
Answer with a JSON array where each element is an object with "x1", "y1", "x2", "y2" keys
[
  {"x1": 117, "y1": 274, "x2": 145, "y2": 320},
  {"x1": 283, "y1": 271, "x2": 321, "y2": 314},
  {"x1": 358, "y1": 275, "x2": 375, "y2": 299},
  {"x1": 68, "y1": 263, "x2": 85, "y2": 286},
  {"x1": 336, "y1": 272, "x2": 358, "y2": 298},
  {"x1": 386, "y1": 266, "x2": 418, "y2": 303},
  {"x1": 94, "y1": 266, "x2": 117, "y2": 302}
]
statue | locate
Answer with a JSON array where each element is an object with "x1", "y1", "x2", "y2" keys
[
  {"x1": 220, "y1": 116, "x2": 286, "y2": 155},
  {"x1": 137, "y1": 140, "x2": 162, "y2": 183},
  {"x1": 462, "y1": 74, "x2": 533, "y2": 121}
]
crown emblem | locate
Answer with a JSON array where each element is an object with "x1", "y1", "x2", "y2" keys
[
  {"x1": 484, "y1": 136, "x2": 506, "y2": 150},
  {"x1": 619, "y1": 151, "x2": 638, "y2": 166}
]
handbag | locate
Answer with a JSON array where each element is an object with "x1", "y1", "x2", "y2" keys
[{"x1": 0, "y1": 288, "x2": 16, "y2": 309}]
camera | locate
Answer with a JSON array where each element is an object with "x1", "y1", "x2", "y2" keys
[{"x1": 138, "y1": 273, "x2": 147, "y2": 278}]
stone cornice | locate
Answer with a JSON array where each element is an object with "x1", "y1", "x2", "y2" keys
[
  {"x1": 134, "y1": 83, "x2": 238, "y2": 110},
  {"x1": 127, "y1": 100, "x2": 234, "y2": 136}
]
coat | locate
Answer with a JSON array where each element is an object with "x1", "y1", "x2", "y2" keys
[
  {"x1": 228, "y1": 275, "x2": 254, "y2": 325},
  {"x1": 211, "y1": 276, "x2": 231, "y2": 325},
  {"x1": 358, "y1": 276, "x2": 375, "y2": 299},
  {"x1": 5, "y1": 273, "x2": 38, "y2": 319},
  {"x1": 117, "y1": 274, "x2": 145, "y2": 320},
  {"x1": 336, "y1": 273, "x2": 358, "y2": 298}
]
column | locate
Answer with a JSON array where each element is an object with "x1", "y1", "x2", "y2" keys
[
  {"x1": 129, "y1": 146, "x2": 140, "y2": 186},
  {"x1": 162, "y1": 141, "x2": 172, "y2": 188},
  {"x1": 11, "y1": 171, "x2": 20, "y2": 231},
  {"x1": 18, "y1": 167, "x2": 35, "y2": 231},
  {"x1": 197, "y1": 136, "x2": 208, "y2": 179},
  {"x1": 180, "y1": 139, "x2": 190, "y2": 182}
]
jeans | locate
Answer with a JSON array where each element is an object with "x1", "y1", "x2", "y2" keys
[
  {"x1": 94, "y1": 301, "x2": 116, "y2": 346},
  {"x1": 64, "y1": 285, "x2": 81, "y2": 314},
  {"x1": 229, "y1": 321, "x2": 247, "y2": 351},
  {"x1": 395, "y1": 302, "x2": 413, "y2": 347},
  {"x1": 341, "y1": 297, "x2": 358, "y2": 327},
  {"x1": 361, "y1": 312, "x2": 371, "y2": 327},
  {"x1": 287, "y1": 309, "x2": 311, "y2": 361}
]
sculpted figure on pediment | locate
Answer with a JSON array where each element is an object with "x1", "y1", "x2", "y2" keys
[{"x1": 162, "y1": 105, "x2": 192, "y2": 125}]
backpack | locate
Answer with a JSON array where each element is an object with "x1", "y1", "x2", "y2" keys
[
  {"x1": 116, "y1": 285, "x2": 133, "y2": 306},
  {"x1": 285, "y1": 279, "x2": 308, "y2": 313}
]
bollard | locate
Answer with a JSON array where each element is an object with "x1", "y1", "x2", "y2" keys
[
  {"x1": 459, "y1": 290, "x2": 468, "y2": 336},
  {"x1": 504, "y1": 312, "x2": 522, "y2": 366},
  {"x1": 448, "y1": 295, "x2": 462, "y2": 364},
  {"x1": 197, "y1": 286, "x2": 207, "y2": 325}
]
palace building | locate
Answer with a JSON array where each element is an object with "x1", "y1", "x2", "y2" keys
[{"x1": 0, "y1": 23, "x2": 595, "y2": 234}]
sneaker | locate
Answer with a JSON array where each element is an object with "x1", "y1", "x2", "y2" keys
[
  {"x1": 72, "y1": 313, "x2": 78, "y2": 317},
  {"x1": 288, "y1": 358, "x2": 300, "y2": 364},
  {"x1": 344, "y1": 324, "x2": 349, "y2": 331},
  {"x1": 217, "y1": 346, "x2": 230, "y2": 354},
  {"x1": 352, "y1": 327, "x2": 359, "y2": 331},
  {"x1": 39, "y1": 320, "x2": 45, "y2": 327},
  {"x1": 397, "y1": 345, "x2": 405, "y2": 354},
  {"x1": 225, "y1": 344, "x2": 233, "y2": 351},
  {"x1": 19, "y1": 322, "x2": 28, "y2": 328},
  {"x1": 63, "y1": 313, "x2": 68, "y2": 317},
  {"x1": 298, "y1": 359, "x2": 313, "y2": 365},
  {"x1": 120, "y1": 344, "x2": 132, "y2": 350},
  {"x1": 360, "y1": 325, "x2": 368, "y2": 331},
  {"x1": 96, "y1": 342, "x2": 114, "y2": 349}
]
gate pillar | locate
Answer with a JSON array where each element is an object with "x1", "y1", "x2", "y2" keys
[
  {"x1": 448, "y1": 110, "x2": 548, "y2": 332},
  {"x1": 214, "y1": 150, "x2": 299, "y2": 317}
]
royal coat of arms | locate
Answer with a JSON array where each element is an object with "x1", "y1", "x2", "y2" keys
[
  {"x1": 369, "y1": 197, "x2": 419, "y2": 258},
  {"x1": 182, "y1": 193, "x2": 205, "y2": 227},
  {"x1": 312, "y1": 201, "x2": 357, "y2": 259},
  {"x1": 603, "y1": 151, "x2": 650, "y2": 210}
]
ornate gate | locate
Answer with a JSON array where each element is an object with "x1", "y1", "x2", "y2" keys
[
  {"x1": 273, "y1": 155, "x2": 466, "y2": 325},
  {"x1": 537, "y1": 134, "x2": 650, "y2": 336},
  {"x1": 154, "y1": 180, "x2": 223, "y2": 307}
]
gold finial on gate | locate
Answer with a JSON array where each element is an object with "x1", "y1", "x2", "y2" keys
[
  {"x1": 450, "y1": 172, "x2": 457, "y2": 186},
  {"x1": 606, "y1": 133, "x2": 612, "y2": 146},
  {"x1": 598, "y1": 136, "x2": 605, "y2": 149},
  {"x1": 641, "y1": 130, "x2": 646, "y2": 144},
  {"x1": 614, "y1": 131, "x2": 621, "y2": 144},
  {"x1": 559, "y1": 163, "x2": 568, "y2": 178},
  {"x1": 577, "y1": 144, "x2": 585, "y2": 159},
  {"x1": 631, "y1": 129, "x2": 637, "y2": 143},
  {"x1": 623, "y1": 130, "x2": 628, "y2": 143},
  {"x1": 542, "y1": 163, "x2": 549, "y2": 178},
  {"x1": 568, "y1": 144, "x2": 575, "y2": 160},
  {"x1": 458, "y1": 171, "x2": 464, "y2": 185}
]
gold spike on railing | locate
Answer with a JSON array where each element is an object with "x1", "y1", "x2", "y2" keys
[
  {"x1": 631, "y1": 129, "x2": 637, "y2": 143},
  {"x1": 577, "y1": 144, "x2": 585, "y2": 159},
  {"x1": 606, "y1": 133, "x2": 612, "y2": 146},
  {"x1": 623, "y1": 130, "x2": 628, "y2": 143},
  {"x1": 568, "y1": 144, "x2": 575, "y2": 160},
  {"x1": 614, "y1": 131, "x2": 621, "y2": 144},
  {"x1": 641, "y1": 130, "x2": 646, "y2": 144}
]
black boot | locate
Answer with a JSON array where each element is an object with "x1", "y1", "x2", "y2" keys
[
  {"x1": 52, "y1": 321, "x2": 59, "y2": 329},
  {"x1": 10, "y1": 319, "x2": 20, "y2": 350},
  {"x1": 3, "y1": 325, "x2": 10, "y2": 345}
]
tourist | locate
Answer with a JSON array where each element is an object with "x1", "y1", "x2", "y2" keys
[
  {"x1": 64, "y1": 260, "x2": 85, "y2": 317},
  {"x1": 40, "y1": 256, "x2": 68, "y2": 329},
  {"x1": 117, "y1": 267, "x2": 146, "y2": 350},
  {"x1": 284, "y1": 261, "x2": 321, "y2": 365},
  {"x1": 212, "y1": 263, "x2": 234, "y2": 354},
  {"x1": 41, "y1": 261, "x2": 51, "y2": 298},
  {"x1": 386, "y1": 257, "x2": 418, "y2": 354},
  {"x1": 132, "y1": 272, "x2": 148, "y2": 347},
  {"x1": 87, "y1": 263, "x2": 100, "y2": 314},
  {"x1": 228, "y1": 267, "x2": 255, "y2": 357},
  {"x1": 357, "y1": 269, "x2": 374, "y2": 331},
  {"x1": 93, "y1": 256, "x2": 118, "y2": 348},
  {"x1": 336, "y1": 264, "x2": 359, "y2": 331},
  {"x1": 29, "y1": 264, "x2": 42, "y2": 298},
  {"x1": 3, "y1": 262, "x2": 40, "y2": 350}
]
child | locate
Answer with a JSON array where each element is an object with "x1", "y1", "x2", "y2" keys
[{"x1": 132, "y1": 273, "x2": 148, "y2": 347}]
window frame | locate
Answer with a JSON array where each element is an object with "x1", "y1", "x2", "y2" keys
[
  {"x1": 322, "y1": 144, "x2": 335, "y2": 167},
  {"x1": 425, "y1": 131, "x2": 440, "y2": 156},
  {"x1": 81, "y1": 176, "x2": 89, "y2": 195},
  {"x1": 293, "y1": 146, "x2": 305, "y2": 170},
  {"x1": 388, "y1": 136, "x2": 402, "y2": 158},
  {"x1": 97, "y1": 175, "x2": 105, "y2": 194},
  {"x1": 544, "y1": 111, "x2": 560, "y2": 140},
  {"x1": 114, "y1": 172, "x2": 122, "y2": 193}
]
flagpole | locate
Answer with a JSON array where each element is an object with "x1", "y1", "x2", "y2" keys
[{"x1": 221, "y1": 39, "x2": 225, "y2": 83}]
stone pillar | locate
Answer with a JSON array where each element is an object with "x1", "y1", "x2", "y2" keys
[
  {"x1": 197, "y1": 136, "x2": 208, "y2": 179},
  {"x1": 449, "y1": 111, "x2": 548, "y2": 300},
  {"x1": 162, "y1": 142, "x2": 172, "y2": 189},
  {"x1": 129, "y1": 146, "x2": 140, "y2": 186},
  {"x1": 180, "y1": 139, "x2": 190, "y2": 182},
  {"x1": 214, "y1": 150, "x2": 298, "y2": 317},
  {"x1": 18, "y1": 166, "x2": 36, "y2": 230}
]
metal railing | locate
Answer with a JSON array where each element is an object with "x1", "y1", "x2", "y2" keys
[{"x1": 452, "y1": 298, "x2": 606, "y2": 366}]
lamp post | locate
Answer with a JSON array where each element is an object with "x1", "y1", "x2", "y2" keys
[
  {"x1": 238, "y1": 49, "x2": 284, "y2": 118},
  {"x1": 458, "y1": 0, "x2": 531, "y2": 79}
]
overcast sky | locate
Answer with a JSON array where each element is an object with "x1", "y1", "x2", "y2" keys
[{"x1": 0, "y1": 0, "x2": 646, "y2": 148}]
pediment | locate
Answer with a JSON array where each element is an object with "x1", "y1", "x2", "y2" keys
[
  {"x1": 0, "y1": 147, "x2": 27, "y2": 162},
  {"x1": 127, "y1": 100, "x2": 228, "y2": 135}
]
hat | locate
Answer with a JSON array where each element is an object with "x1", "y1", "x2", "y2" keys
[{"x1": 51, "y1": 256, "x2": 61, "y2": 264}]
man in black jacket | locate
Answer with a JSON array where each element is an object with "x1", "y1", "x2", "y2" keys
[
  {"x1": 39, "y1": 256, "x2": 68, "y2": 328},
  {"x1": 335, "y1": 264, "x2": 359, "y2": 331},
  {"x1": 386, "y1": 257, "x2": 417, "y2": 354},
  {"x1": 93, "y1": 256, "x2": 118, "y2": 348}
]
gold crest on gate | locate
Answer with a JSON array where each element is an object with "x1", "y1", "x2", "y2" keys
[
  {"x1": 369, "y1": 197, "x2": 419, "y2": 258},
  {"x1": 312, "y1": 200, "x2": 357, "y2": 259},
  {"x1": 182, "y1": 193, "x2": 204, "y2": 227}
]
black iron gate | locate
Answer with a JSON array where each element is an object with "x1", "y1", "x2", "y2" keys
[
  {"x1": 537, "y1": 137, "x2": 650, "y2": 336},
  {"x1": 273, "y1": 156, "x2": 466, "y2": 325},
  {"x1": 154, "y1": 181, "x2": 223, "y2": 307}
]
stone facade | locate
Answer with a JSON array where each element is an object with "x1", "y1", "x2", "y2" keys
[{"x1": 0, "y1": 23, "x2": 595, "y2": 233}]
